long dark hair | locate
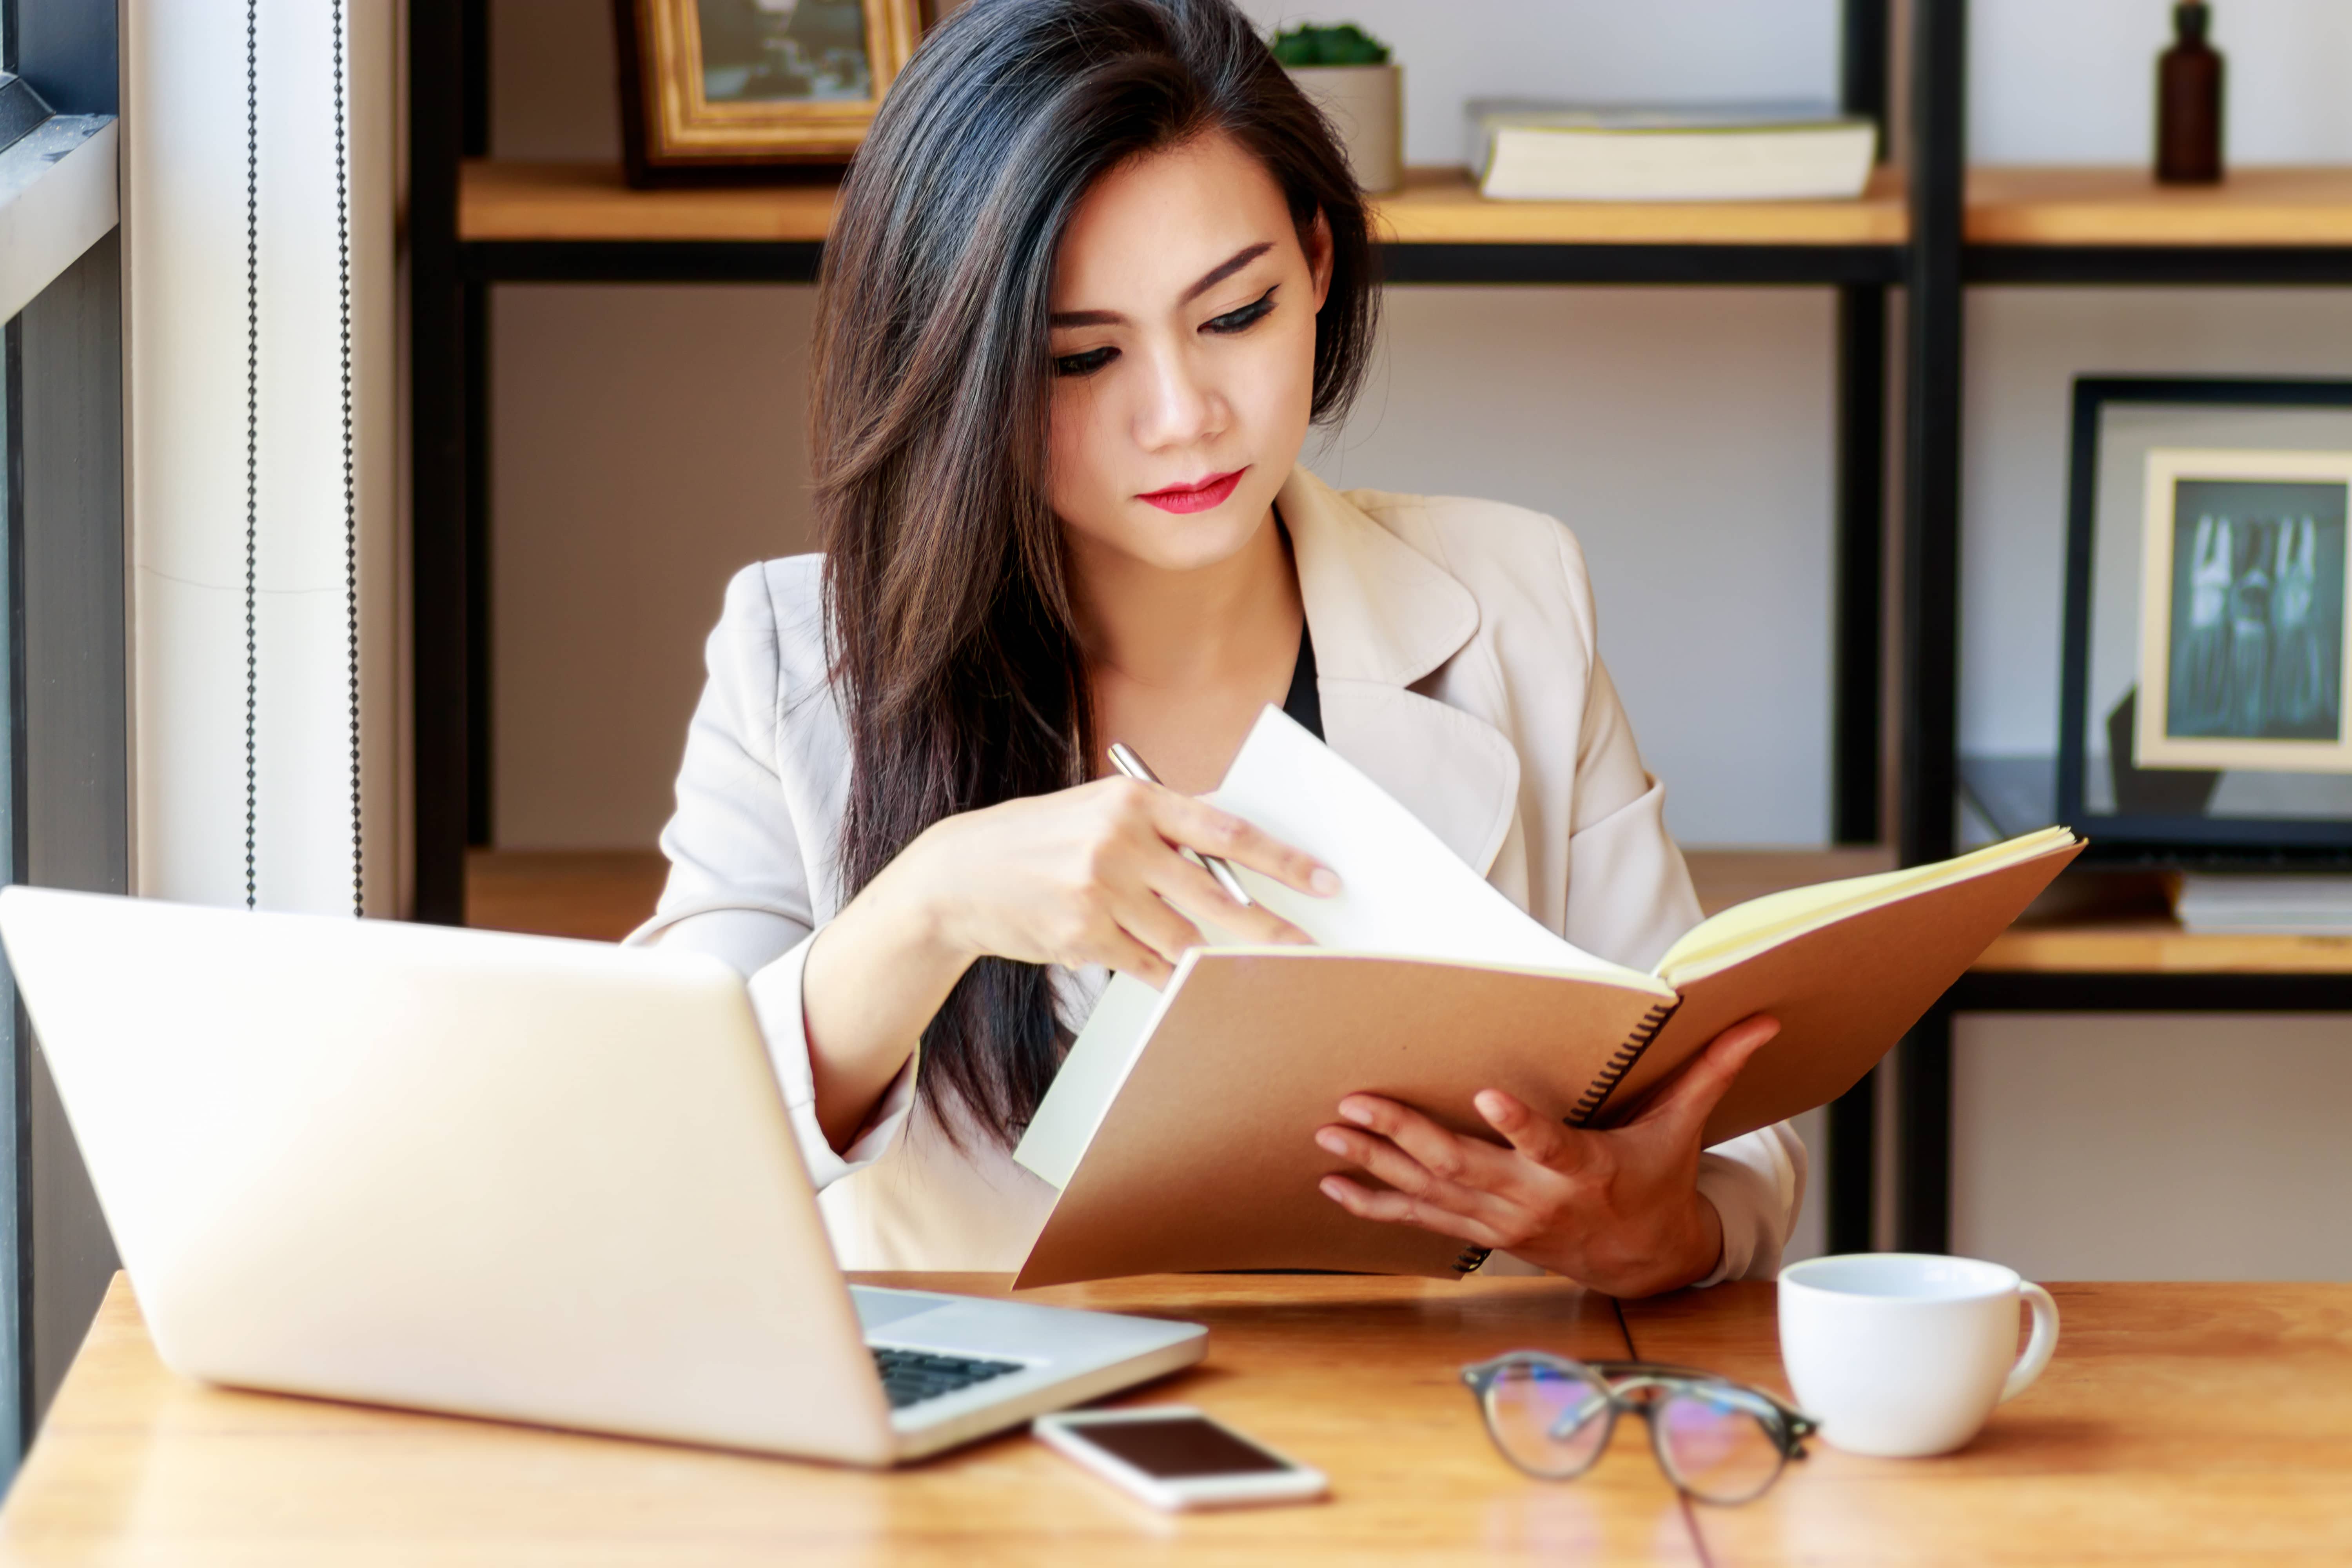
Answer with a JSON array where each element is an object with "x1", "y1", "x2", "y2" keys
[{"x1": 813, "y1": 0, "x2": 1378, "y2": 1147}]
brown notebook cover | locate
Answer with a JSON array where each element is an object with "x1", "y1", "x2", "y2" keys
[
  {"x1": 1601, "y1": 839, "x2": 2084, "y2": 1145},
  {"x1": 1015, "y1": 954, "x2": 1666, "y2": 1287},
  {"x1": 1013, "y1": 837, "x2": 2082, "y2": 1289}
]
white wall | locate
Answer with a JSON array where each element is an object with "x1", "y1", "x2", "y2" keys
[
  {"x1": 487, "y1": 0, "x2": 2352, "y2": 1279},
  {"x1": 1971, "y1": 0, "x2": 2352, "y2": 166},
  {"x1": 492, "y1": 286, "x2": 816, "y2": 848}
]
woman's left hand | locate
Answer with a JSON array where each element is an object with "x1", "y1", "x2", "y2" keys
[{"x1": 1312, "y1": 1014, "x2": 1781, "y2": 1298}]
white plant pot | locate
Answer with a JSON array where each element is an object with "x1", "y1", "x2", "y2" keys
[{"x1": 1284, "y1": 63, "x2": 1402, "y2": 194}]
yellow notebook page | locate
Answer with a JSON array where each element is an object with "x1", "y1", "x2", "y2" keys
[{"x1": 1655, "y1": 826, "x2": 2077, "y2": 983}]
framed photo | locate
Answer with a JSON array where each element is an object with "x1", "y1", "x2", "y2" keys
[
  {"x1": 615, "y1": 0, "x2": 925, "y2": 184},
  {"x1": 2058, "y1": 378, "x2": 2352, "y2": 865}
]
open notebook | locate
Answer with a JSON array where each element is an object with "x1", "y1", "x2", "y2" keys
[{"x1": 1011, "y1": 708, "x2": 2082, "y2": 1287}]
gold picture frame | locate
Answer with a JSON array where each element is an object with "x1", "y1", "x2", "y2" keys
[
  {"x1": 617, "y1": 0, "x2": 924, "y2": 183},
  {"x1": 2134, "y1": 446, "x2": 2352, "y2": 774}
]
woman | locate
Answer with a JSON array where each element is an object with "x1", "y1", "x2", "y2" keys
[{"x1": 637, "y1": 0, "x2": 1804, "y2": 1296}]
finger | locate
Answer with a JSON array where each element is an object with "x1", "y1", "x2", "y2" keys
[
  {"x1": 1334, "y1": 1094, "x2": 1521, "y2": 1191},
  {"x1": 1313, "y1": 1123, "x2": 1507, "y2": 1219},
  {"x1": 1091, "y1": 925, "x2": 1174, "y2": 988},
  {"x1": 1632, "y1": 1014, "x2": 1782, "y2": 1137},
  {"x1": 1473, "y1": 1088, "x2": 1588, "y2": 1174},
  {"x1": 1148, "y1": 792, "x2": 1339, "y2": 898},
  {"x1": 1107, "y1": 887, "x2": 1207, "y2": 970},
  {"x1": 1143, "y1": 847, "x2": 1313, "y2": 946},
  {"x1": 1318, "y1": 1174, "x2": 1505, "y2": 1248}
]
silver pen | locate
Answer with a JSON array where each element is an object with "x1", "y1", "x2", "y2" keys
[{"x1": 1105, "y1": 741, "x2": 1256, "y2": 909}]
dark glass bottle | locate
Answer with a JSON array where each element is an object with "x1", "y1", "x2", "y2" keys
[{"x1": 2156, "y1": 0, "x2": 2224, "y2": 184}]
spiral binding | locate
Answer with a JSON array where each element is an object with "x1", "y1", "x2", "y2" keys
[{"x1": 1568, "y1": 999, "x2": 1682, "y2": 1128}]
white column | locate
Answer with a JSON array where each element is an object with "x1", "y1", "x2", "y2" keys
[{"x1": 122, "y1": 0, "x2": 402, "y2": 915}]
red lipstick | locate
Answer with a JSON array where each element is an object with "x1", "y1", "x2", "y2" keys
[{"x1": 1138, "y1": 468, "x2": 1245, "y2": 514}]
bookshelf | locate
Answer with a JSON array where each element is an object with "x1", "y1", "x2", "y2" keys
[{"x1": 409, "y1": 0, "x2": 2352, "y2": 1261}]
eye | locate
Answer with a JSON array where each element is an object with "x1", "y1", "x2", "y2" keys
[
  {"x1": 1054, "y1": 346, "x2": 1118, "y2": 379},
  {"x1": 1204, "y1": 286, "x2": 1278, "y2": 335}
]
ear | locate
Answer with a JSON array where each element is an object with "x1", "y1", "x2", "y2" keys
[{"x1": 1303, "y1": 210, "x2": 1334, "y2": 312}]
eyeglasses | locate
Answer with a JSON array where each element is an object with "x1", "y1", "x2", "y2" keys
[{"x1": 1460, "y1": 1353, "x2": 1818, "y2": 1505}]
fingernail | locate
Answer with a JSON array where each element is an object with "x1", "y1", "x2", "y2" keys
[
  {"x1": 1315, "y1": 1128, "x2": 1347, "y2": 1155},
  {"x1": 1319, "y1": 1177, "x2": 1346, "y2": 1201},
  {"x1": 1308, "y1": 867, "x2": 1341, "y2": 897},
  {"x1": 1338, "y1": 1100, "x2": 1371, "y2": 1125}
]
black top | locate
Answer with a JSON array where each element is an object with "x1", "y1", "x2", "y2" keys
[{"x1": 1281, "y1": 620, "x2": 1323, "y2": 739}]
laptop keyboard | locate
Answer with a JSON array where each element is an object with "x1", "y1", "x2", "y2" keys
[{"x1": 869, "y1": 1346, "x2": 1026, "y2": 1410}]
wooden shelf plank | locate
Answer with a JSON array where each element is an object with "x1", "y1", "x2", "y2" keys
[
  {"x1": 458, "y1": 160, "x2": 1909, "y2": 249},
  {"x1": 1969, "y1": 165, "x2": 2352, "y2": 247},
  {"x1": 1371, "y1": 165, "x2": 1907, "y2": 247},
  {"x1": 460, "y1": 161, "x2": 840, "y2": 243},
  {"x1": 465, "y1": 848, "x2": 667, "y2": 941}
]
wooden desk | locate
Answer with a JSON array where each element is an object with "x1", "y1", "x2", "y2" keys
[
  {"x1": 1623, "y1": 1281, "x2": 2352, "y2": 1566},
  {"x1": 0, "y1": 1272, "x2": 1691, "y2": 1566},
  {"x1": 5, "y1": 1276, "x2": 2348, "y2": 1565}
]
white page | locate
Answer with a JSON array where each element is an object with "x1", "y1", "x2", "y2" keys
[
  {"x1": 1208, "y1": 707, "x2": 1648, "y2": 984},
  {"x1": 1014, "y1": 970, "x2": 1167, "y2": 1190}
]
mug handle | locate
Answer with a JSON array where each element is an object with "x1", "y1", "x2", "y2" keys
[{"x1": 1998, "y1": 1282, "x2": 2060, "y2": 1404}]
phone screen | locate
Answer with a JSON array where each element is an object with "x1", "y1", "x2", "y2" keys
[{"x1": 1071, "y1": 1416, "x2": 1296, "y2": 1479}]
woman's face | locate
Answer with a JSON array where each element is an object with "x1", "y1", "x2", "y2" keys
[{"x1": 1046, "y1": 132, "x2": 1333, "y2": 576}]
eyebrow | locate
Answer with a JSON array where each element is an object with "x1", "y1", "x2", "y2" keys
[{"x1": 1048, "y1": 241, "x2": 1277, "y2": 328}]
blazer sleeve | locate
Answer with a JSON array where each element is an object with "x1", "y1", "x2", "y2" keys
[
  {"x1": 1553, "y1": 526, "x2": 1807, "y2": 1286},
  {"x1": 626, "y1": 563, "x2": 917, "y2": 1192}
]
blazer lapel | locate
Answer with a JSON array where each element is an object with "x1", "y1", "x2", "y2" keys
[{"x1": 1279, "y1": 469, "x2": 1522, "y2": 877}]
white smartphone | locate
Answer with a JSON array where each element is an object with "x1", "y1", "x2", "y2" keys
[{"x1": 1032, "y1": 1406, "x2": 1329, "y2": 1511}]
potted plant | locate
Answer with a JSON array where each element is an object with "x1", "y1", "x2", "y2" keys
[{"x1": 1270, "y1": 22, "x2": 1401, "y2": 194}]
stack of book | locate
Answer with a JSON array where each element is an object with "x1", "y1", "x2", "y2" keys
[
  {"x1": 2173, "y1": 875, "x2": 2352, "y2": 936},
  {"x1": 1469, "y1": 101, "x2": 1877, "y2": 202}
]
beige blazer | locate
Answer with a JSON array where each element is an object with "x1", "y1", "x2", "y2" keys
[{"x1": 635, "y1": 469, "x2": 1805, "y2": 1281}]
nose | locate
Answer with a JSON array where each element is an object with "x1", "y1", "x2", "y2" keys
[{"x1": 1132, "y1": 338, "x2": 1225, "y2": 454}]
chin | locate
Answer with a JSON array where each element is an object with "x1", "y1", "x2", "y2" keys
[{"x1": 1120, "y1": 505, "x2": 1267, "y2": 573}]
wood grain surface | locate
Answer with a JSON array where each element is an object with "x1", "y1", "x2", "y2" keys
[
  {"x1": 0, "y1": 1271, "x2": 1698, "y2": 1566},
  {"x1": 1622, "y1": 1281, "x2": 2352, "y2": 1568},
  {"x1": 1968, "y1": 165, "x2": 2352, "y2": 247},
  {"x1": 457, "y1": 160, "x2": 1909, "y2": 249},
  {"x1": 464, "y1": 847, "x2": 668, "y2": 940},
  {"x1": 1370, "y1": 166, "x2": 1908, "y2": 247},
  {"x1": 460, "y1": 160, "x2": 840, "y2": 242},
  {"x1": 11, "y1": 1276, "x2": 2347, "y2": 1564}
]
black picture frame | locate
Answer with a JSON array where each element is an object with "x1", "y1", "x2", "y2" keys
[{"x1": 2058, "y1": 375, "x2": 2352, "y2": 867}]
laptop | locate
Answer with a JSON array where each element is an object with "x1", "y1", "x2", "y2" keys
[{"x1": 0, "y1": 887, "x2": 1205, "y2": 1465}]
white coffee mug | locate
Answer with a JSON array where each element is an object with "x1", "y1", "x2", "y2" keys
[{"x1": 1777, "y1": 1253, "x2": 2059, "y2": 1457}]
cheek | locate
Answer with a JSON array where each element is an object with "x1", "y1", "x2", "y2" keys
[
  {"x1": 1047, "y1": 382, "x2": 1114, "y2": 519},
  {"x1": 1237, "y1": 313, "x2": 1319, "y2": 448}
]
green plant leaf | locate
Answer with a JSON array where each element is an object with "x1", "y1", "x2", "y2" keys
[{"x1": 1269, "y1": 22, "x2": 1392, "y2": 67}]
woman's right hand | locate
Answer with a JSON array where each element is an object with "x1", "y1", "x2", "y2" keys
[
  {"x1": 891, "y1": 776, "x2": 1337, "y2": 987},
  {"x1": 801, "y1": 777, "x2": 1337, "y2": 1149}
]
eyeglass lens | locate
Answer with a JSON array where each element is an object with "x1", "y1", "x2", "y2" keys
[
  {"x1": 1652, "y1": 1388, "x2": 1785, "y2": 1504},
  {"x1": 1481, "y1": 1361, "x2": 1613, "y2": 1478}
]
